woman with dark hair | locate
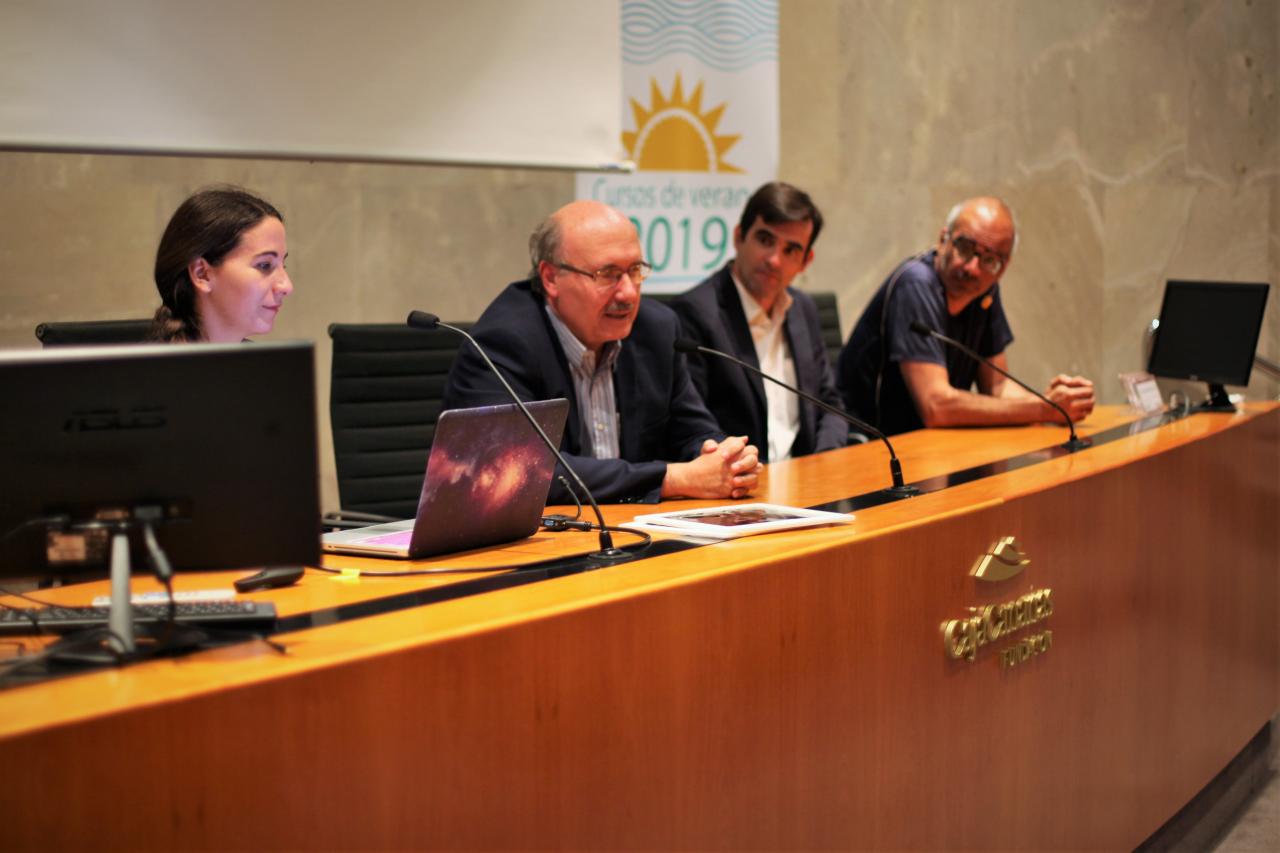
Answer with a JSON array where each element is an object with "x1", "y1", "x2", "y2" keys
[{"x1": 149, "y1": 187, "x2": 292, "y2": 342}]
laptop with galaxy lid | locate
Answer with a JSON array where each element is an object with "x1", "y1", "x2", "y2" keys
[{"x1": 321, "y1": 398, "x2": 569, "y2": 559}]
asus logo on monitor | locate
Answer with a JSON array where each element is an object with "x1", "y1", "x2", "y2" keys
[{"x1": 62, "y1": 407, "x2": 167, "y2": 432}]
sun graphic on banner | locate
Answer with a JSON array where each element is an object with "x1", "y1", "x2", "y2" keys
[{"x1": 622, "y1": 74, "x2": 744, "y2": 173}]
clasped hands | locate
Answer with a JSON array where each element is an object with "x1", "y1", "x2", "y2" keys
[
  {"x1": 1045, "y1": 374, "x2": 1096, "y2": 423},
  {"x1": 661, "y1": 435, "x2": 762, "y2": 499}
]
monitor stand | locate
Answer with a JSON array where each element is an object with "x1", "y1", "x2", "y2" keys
[
  {"x1": 55, "y1": 515, "x2": 171, "y2": 657},
  {"x1": 1193, "y1": 383, "x2": 1237, "y2": 413},
  {"x1": 107, "y1": 531, "x2": 137, "y2": 654}
]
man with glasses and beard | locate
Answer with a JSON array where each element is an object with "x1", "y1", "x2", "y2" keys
[
  {"x1": 836, "y1": 196, "x2": 1094, "y2": 436},
  {"x1": 443, "y1": 200, "x2": 761, "y2": 503}
]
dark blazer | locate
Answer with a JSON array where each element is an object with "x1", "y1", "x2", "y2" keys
[
  {"x1": 671, "y1": 264, "x2": 848, "y2": 462},
  {"x1": 441, "y1": 279, "x2": 724, "y2": 503}
]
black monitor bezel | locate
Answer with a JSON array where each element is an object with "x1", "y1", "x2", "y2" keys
[
  {"x1": 1147, "y1": 279, "x2": 1270, "y2": 388},
  {"x1": 0, "y1": 341, "x2": 321, "y2": 581}
]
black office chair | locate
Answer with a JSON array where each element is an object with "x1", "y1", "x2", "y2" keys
[
  {"x1": 809, "y1": 292, "x2": 843, "y2": 369},
  {"x1": 35, "y1": 319, "x2": 152, "y2": 347},
  {"x1": 327, "y1": 321, "x2": 474, "y2": 524}
]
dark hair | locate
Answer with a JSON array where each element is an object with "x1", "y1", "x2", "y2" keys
[
  {"x1": 736, "y1": 181, "x2": 823, "y2": 252},
  {"x1": 148, "y1": 186, "x2": 283, "y2": 342}
]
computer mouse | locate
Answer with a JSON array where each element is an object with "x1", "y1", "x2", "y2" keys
[{"x1": 234, "y1": 565, "x2": 305, "y2": 593}]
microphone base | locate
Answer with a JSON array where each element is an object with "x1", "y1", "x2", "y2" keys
[
  {"x1": 881, "y1": 484, "x2": 920, "y2": 500},
  {"x1": 1060, "y1": 437, "x2": 1093, "y2": 452},
  {"x1": 587, "y1": 547, "x2": 634, "y2": 566}
]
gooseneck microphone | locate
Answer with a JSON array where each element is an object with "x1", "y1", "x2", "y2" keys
[
  {"x1": 673, "y1": 339, "x2": 918, "y2": 499},
  {"x1": 407, "y1": 310, "x2": 629, "y2": 562},
  {"x1": 907, "y1": 321, "x2": 1090, "y2": 451}
]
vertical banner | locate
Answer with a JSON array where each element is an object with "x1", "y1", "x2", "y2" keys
[{"x1": 576, "y1": 0, "x2": 778, "y2": 292}]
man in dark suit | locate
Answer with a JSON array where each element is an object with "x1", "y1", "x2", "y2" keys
[
  {"x1": 442, "y1": 199, "x2": 761, "y2": 503},
  {"x1": 671, "y1": 182, "x2": 848, "y2": 462}
]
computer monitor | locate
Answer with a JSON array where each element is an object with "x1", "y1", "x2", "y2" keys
[
  {"x1": 0, "y1": 341, "x2": 321, "y2": 581},
  {"x1": 1147, "y1": 280, "x2": 1270, "y2": 411}
]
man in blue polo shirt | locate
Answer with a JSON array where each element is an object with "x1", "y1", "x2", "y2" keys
[{"x1": 837, "y1": 197, "x2": 1094, "y2": 436}]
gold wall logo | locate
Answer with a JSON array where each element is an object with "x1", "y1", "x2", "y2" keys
[
  {"x1": 971, "y1": 536, "x2": 1029, "y2": 582},
  {"x1": 943, "y1": 538, "x2": 1054, "y2": 669}
]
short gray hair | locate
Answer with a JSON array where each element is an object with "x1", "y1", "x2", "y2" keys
[{"x1": 527, "y1": 215, "x2": 563, "y2": 291}]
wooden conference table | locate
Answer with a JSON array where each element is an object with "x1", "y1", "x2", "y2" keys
[{"x1": 1, "y1": 404, "x2": 1276, "y2": 850}]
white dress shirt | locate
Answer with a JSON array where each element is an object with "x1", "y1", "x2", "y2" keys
[{"x1": 731, "y1": 274, "x2": 799, "y2": 462}]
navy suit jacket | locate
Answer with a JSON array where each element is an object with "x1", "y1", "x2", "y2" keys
[
  {"x1": 670, "y1": 264, "x2": 848, "y2": 462},
  {"x1": 441, "y1": 279, "x2": 724, "y2": 503}
]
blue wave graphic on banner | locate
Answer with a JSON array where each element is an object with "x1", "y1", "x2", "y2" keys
[{"x1": 622, "y1": 0, "x2": 777, "y2": 72}]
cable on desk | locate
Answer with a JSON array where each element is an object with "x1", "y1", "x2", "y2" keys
[
  {"x1": 558, "y1": 474, "x2": 585, "y2": 521},
  {"x1": 1, "y1": 551, "x2": 288, "y2": 679},
  {"x1": 539, "y1": 475, "x2": 587, "y2": 530},
  {"x1": 139, "y1": 521, "x2": 180, "y2": 645},
  {"x1": 0, "y1": 616, "x2": 289, "y2": 689},
  {"x1": 313, "y1": 524, "x2": 653, "y2": 577},
  {"x1": 0, "y1": 588, "x2": 286, "y2": 656},
  {"x1": 0, "y1": 602, "x2": 42, "y2": 634},
  {"x1": 0, "y1": 625, "x2": 130, "y2": 686},
  {"x1": 0, "y1": 588, "x2": 60, "y2": 608},
  {"x1": 0, "y1": 514, "x2": 69, "y2": 545}
]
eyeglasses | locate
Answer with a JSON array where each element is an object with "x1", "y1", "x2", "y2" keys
[
  {"x1": 556, "y1": 261, "x2": 652, "y2": 289},
  {"x1": 947, "y1": 234, "x2": 1007, "y2": 276}
]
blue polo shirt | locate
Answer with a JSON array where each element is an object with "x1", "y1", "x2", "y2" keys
[{"x1": 837, "y1": 250, "x2": 1014, "y2": 436}]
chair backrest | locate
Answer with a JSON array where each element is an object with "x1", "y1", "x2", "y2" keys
[
  {"x1": 809, "y1": 292, "x2": 843, "y2": 367},
  {"x1": 35, "y1": 319, "x2": 152, "y2": 347},
  {"x1": 645, "y1": 291, "x2": 843, "y2": 365},
  {"x1": 327, "y1": 322, "x2": 473, "y2": 519}
]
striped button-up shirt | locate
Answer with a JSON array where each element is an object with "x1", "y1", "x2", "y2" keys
[{"x1": 546, "y1": 307, "x2": 622, "y2": 459}]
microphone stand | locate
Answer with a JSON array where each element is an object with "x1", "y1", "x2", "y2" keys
[
  {"x1": 908, "y1": 322, "x2": 1091, "y2": 451},
  {"x1": 674, "y1": 340, "x2": 918, "y2": 499},
  {"x1": 407, "y1": 311, "x2": 630, "y2": 563}
]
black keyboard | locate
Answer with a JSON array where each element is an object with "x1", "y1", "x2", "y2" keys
[{"x1": 0, "y1": 601, "x2": 277, "y2": 636}]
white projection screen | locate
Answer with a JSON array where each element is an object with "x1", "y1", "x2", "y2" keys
[{"x1": 0, "y1": 0, "x2": 625, "y2": 170}]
